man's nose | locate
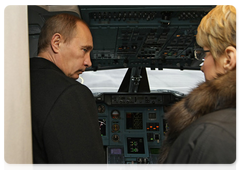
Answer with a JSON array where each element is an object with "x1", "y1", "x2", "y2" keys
[{"x1": 84, "y1": 56, "x2": 92, "y2": 68}]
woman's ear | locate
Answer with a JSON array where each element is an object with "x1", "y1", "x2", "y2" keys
[
  {"x1": 223, "y1": 46, "x2": 236, "y2": 71},
  {"x1": 50, "y1": 33, "x2": 62, "y2": 53}
]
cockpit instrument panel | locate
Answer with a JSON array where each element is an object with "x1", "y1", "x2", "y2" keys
[{"x1": 95, "y1": 92, "x2": 183, "y2": 163}]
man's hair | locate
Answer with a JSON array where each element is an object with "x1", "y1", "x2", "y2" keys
[
  {"x1": 38, "y1": 13, "x2": 87, "y2": 54},
  {"x1": 196, "y1": 5, "x2": 236, "y2": 60}
]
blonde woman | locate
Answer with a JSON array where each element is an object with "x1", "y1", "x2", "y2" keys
[{"x1": 159, "y1": 5, "x2": 236, "y2": 163}]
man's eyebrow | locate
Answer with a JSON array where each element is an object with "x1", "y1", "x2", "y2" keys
[{"x1": 82, "y1": 45, "x2": 93, "y2": 50}]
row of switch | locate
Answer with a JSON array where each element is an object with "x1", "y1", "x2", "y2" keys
[
  {"x1": 91, "y1": 11, "x2": 158, "y2": 21},
  {"x1": 146, "y1": 123, "x2": 159, "y2": 131}
]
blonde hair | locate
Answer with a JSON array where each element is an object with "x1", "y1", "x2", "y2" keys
[{"x1": 196, "y1": 5, "x2": 236, "y2": 60}]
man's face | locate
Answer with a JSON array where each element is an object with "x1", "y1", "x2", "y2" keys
[{"x1": 59, "y1": 21, "x2": 93, "y2": 79}]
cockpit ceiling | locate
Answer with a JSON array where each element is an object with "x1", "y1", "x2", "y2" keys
[
  {"x1": 46, "y1": 0, "x2": 219, "y2": 5},
  {"x1": 29, "y1": 0, "x2": 220, "y2": 70}
]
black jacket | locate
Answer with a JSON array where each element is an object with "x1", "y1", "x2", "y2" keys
[
  {"x1": 30, "y1": 57, "x2": 105, "y2": 163},
  {"x1": 159, "y1": 70, "x2": 236, "y2": 163},
  {"x1": 162, "y1": 109, "x2": 240, "y2": 170}
]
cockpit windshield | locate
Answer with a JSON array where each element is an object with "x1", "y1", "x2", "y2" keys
[{"x1": 78, "y1": 68, "x2": 204, "y2": 95}]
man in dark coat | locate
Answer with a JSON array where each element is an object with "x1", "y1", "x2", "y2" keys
[
  {"x1": 30, "y1": 13, "x2": 105, "y2": 163},
  {"x1": 158, "y1": 5, "x2": 236, "y2": 163}
]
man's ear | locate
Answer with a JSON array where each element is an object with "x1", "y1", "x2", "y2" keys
[
  {"x1": 50, "y1": 33, "x2": 62, "y2": 53},
  {"x1": 223, "y1": 46, "x2": 236, "y2": 71}
]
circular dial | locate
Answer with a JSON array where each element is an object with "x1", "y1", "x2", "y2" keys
[
  {"x1": 112, "y1": 124, "x2": 120, "y2": 132},
  {"x1": 112, "y1": 134, "x2": 119, "y2": 142},
  {"x1": 97, "y1": 105, "x2": 105, "y2": 113},
  {"x1": 111, "y1": 110, "x2": 120, "y2": 119}
]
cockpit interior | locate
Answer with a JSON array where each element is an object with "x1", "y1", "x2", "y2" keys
[{"x1": 27, "y1": 5, "x2": 216, "y2": 164}]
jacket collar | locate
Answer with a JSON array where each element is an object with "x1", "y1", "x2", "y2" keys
[
  {"x1": 159, "y1": 69, "x2": 236, "y2": 163},
  {"x1": 30, "y1": 57, "x2": 65, "y2": 76}
]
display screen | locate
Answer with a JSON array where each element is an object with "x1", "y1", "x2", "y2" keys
[
  {"x1": 99, "y1": 119, "x2": 106, "y2": 136},
  {"x1": 150, "y1": 148, "x2": 160, "y2": 154},
  {"x1": 126, "y1": 112, "x2": 143, "y2": 129},
  {"x1": 127, "y1": 137, "x2": 145, "y2": 154},
  {"x1": 111, "y1": 148, "x2": 122, "y2": 155}
]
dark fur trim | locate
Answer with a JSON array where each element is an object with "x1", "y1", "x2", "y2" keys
[{"x1": 158, "y1": 69, "x2": 236, "y2": 163}]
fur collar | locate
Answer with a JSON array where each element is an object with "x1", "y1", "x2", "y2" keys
[{"x1": 158, "y1": 69, "x2": 236, "y2": 163}]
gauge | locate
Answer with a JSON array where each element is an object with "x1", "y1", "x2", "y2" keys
[
  {"x1": 97, "y1": 105, "x2": 105, "y2": 113},
  {"x1": 111, "y1": 110, "x2": 120, "y2": 119},
  {"x1": 112, "y1": 134, "x2": 119, "y2": 142},
  {"x1": 112, "y1": 124, "x2": 120, "y2": 132}
]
